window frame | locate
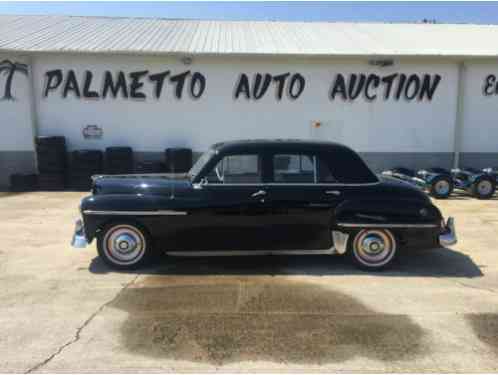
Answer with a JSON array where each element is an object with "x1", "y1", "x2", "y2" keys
[
  {"x1": 269, "y1": 151, "x2": 340, "y2": 185},
  {"x1": 272, "y1": 153, "x2": 318, "y2": 184},
  {"x1": 199, "y1": 151, "x2": 265, "y2": 186}
]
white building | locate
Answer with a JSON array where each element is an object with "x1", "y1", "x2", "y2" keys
[{"x1": 1, "y1": 15, "x2": 498, "y2": 188}]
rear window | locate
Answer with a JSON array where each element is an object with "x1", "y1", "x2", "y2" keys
[
  {"x1": 271, "y1": 149, "x2": 377, "y2": 184},
  {"x1": 272, "y1": 153, "x2": 337, "y2": 183}
]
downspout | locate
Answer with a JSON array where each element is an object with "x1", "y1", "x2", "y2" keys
[
  {"x1": 27, "y1": 54, "x2": 39, "y2": 171},
  {"x1": 453, "y1": 62, "x2": 466, "y2": 169}
]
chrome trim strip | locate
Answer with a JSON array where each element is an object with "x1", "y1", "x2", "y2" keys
[
  {"x1": 165, "y1": 249, "x2": 337, "y2": 256},
  {"x1": 202, "y1": 182, "x2": 381, "y2": 187},
  {"x1": 83, "y1": 210, "x2": 187, "y2": 216},
  {"x1": 337, "y1": 223, "x2": 438, "y2": 228}
]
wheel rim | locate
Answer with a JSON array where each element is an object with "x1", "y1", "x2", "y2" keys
[
  {"x1": 435, "y1": 180, "x2": 450, "y2": 195},
  {"x1": 477, "y1": 180, "x2": 493, "y2": 196},
  {"x1": 103, "y1": 224, "x2": 146, "y2": 265},
  {"x1": 354, "y1": 229, "x2": 396, "y2": 267}
]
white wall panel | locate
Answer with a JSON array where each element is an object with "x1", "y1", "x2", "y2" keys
[
  {"x1": 461, "y1": 62, "x2": 498, "y2": 153},
  {"x1": 33, "y1": 54, "x2": 458, "y2": 153},
  {"x1": 0, "y1": 54, "x2": 35, "y2": 151}
]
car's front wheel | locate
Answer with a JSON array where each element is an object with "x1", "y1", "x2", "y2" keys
[
  {"x1": 97, "y1": 222, "x2": 152, "y2": 270},
  {"x1": 349, "y1": 228, "x2": 397, "y2": 271}
]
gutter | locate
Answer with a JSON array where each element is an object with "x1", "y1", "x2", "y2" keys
[
  {"x1": 27, "y1": 54, "x2": 39, "y2": 171},
  {"x1": 453, "y1": 62, "x2": 466, "y2": 169}
]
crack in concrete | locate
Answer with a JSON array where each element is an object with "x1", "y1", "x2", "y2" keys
[
  {"x1": 456, "y1": 281, "x2": 498, "y2": 295},
  {"x1": 25, "y1": 275, "x2": 139, "y2": 374}
]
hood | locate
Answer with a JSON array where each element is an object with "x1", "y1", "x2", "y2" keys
[{"x1": 92, "y1": 173, "x2": 193, "y2": 196}]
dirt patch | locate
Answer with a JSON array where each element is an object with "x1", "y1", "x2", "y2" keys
[
  {"x1": 466, "y1": 313, "x2": 498, "y2": 353},
  {"x1": 110, "y1": 277, "x2": 427, "y2": 365}
]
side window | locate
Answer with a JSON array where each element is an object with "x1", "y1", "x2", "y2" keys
[
  {"x1": 273, "y1": 154, "x2": 315, "y2": 183},
  {"x1": 273, "y1": 154, "x2": 337, "y2": 183},
  {"x1": 205, "y1": 154, "x2": 262, "y2": 184}
]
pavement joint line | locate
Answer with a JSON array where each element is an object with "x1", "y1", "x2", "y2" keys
[{"x1": 24, "y1": 274, "x2": 140, "y2": 374}]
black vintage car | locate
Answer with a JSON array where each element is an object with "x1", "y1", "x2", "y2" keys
[{"x1": 72, "y1": 139, "x2": 456, "y2": 271}]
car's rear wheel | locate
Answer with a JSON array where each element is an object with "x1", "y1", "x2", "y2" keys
[
  {"x1": 97, "y1": 222, "x2": 152, "y2": 270},
  {"x1": 472, "y1": 176, "x2": 496, "y2": 199},
  {"x1": 350, "y1": 228, "x2": 397, "y2": 271},
  {"x1": 429, "y1": 176, "x2": 453, "y2": 199}
]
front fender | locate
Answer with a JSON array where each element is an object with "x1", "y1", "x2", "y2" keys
[{"x1": 80, "y1": 194, "x2": 183, "y2": 242}]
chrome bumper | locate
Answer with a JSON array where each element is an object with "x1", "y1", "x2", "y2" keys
[
  {"x1": 71, "y1": 219, "x2": 88, "y2": 248},
  {"x1": 439, "y1": 217, "x2": 457, "y2": 247}
]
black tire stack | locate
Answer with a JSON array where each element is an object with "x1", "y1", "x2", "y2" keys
[
  {"x1": 68, "y1": 150, "x2": 103, "y2": 191},
  {"x1": 105, "y1": 147, "x2": 134, "y2": 175},
  {"x1": 135, "y1": 161, "x2": 164, "y2": 174},
  {"x1": 164, "y1": 148, "x2": 193, "y2": 173},
  {"x1": 9, "y1": 174, "x2": 38, "y2": 192},
  {"x1": 36, "y1": 136, "x2": 67, "y2": 191}
]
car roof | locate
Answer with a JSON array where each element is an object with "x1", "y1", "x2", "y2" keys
[{"x1": 211, "y1": 139, "x2": 352, "y2": 154}]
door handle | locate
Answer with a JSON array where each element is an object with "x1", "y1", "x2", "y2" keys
[
  {"x1": 251, "y1": 190, "x2": 267, "y2": 198},
  {"x1": 325, "y1": 190, "x2": 341, "y2": 196}
]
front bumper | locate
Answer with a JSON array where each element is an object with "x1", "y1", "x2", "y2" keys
[
  {"x1": 71, "y1": 219, "x2": 88, "y2": 248},
  {"x1": 439, "y1": 217, "x2": 457, "y2": 247}
]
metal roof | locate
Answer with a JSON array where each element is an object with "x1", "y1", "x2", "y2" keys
[{"x1": 2, "y1": 14, "x2": 498, "y2": 58}]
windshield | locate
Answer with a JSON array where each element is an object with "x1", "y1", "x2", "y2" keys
[{"x1": 188, "y1": 148, "x2": 216, "y2": 181}]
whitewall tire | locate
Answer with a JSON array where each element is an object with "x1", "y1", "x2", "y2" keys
[
  {"x1": 97, "y1": 222, "x2": 152, "y2": 270},
  {"x1": 350, "y1": 228, "x2": 397, "y2": 270}
]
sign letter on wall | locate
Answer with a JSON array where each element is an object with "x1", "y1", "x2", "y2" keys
[{"x1": 329, "y1": 73, "x2": 441, "y2": 102}]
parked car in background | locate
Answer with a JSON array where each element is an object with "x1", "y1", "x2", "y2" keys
[
  {"x1": 72, "y1": 139, "x2": 456, "y2": 271},
  {"x1": 382, "y1": 166, "x2": 496, "y2": 199}
]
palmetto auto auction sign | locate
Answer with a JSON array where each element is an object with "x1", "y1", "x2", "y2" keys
[
  {"x1": 41, "y1": 68, "x2": 443, "y2": 102},
  {"x1": 0, "y1": 60, "x2": 453, "y2": 103}
]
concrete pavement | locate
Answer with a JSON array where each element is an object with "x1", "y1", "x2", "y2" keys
[{"x1": 0, "y1": 191, "x2": 497, "y2": 372}]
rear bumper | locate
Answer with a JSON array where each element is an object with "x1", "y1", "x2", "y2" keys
[
  {"x1": 71, "y1": 219, "x2": 88, "y2": 248},
  {"x1": 439, "y1": 217, "x2": 457, "y2": 247}
]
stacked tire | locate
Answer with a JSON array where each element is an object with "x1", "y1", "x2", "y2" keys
[
  {"x1": 68, "y1": 150, "x2": 103, "y2": 191},
  {"x1": 105, "y1": 147, "x2": 134, "y2": 175},
  {"x1": 9, "y1": 174, "x2": 38, "y2": 192},
  {"x1": 164, "y1": 148, "x2": 192, "y2": 173},
  {"x1": 36, "y1": 136, "x2": 67, "y2": 191}
]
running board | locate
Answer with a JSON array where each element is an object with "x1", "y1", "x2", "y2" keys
[{"x1": 165, "y1": 249, "x2": 338, "y2": 256}]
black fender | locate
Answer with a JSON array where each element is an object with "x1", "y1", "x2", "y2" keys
[
  {"x1": 334, "y1": 199, "x2": 442, "y2": 226},
  {"x1": 80, "y1": 194, "x2": 184, "y2": 242}
]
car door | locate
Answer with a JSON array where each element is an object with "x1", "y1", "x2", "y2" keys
[
  {"x1": 183, "y1": 152, "x2": 275, "y2": 251},
  {"x1": 267, "y1": 152, "x2": 344, "y2": 250}
]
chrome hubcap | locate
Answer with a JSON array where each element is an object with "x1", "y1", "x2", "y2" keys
[
  {"x1": 361, "y1": 235, "x2": 385, "y2": 255},
  {"x1": 435, "y1": 180, "x2": 450, "y2": 195},
  {"x1": 103, "y1": 225, "x2": 146, "y2": 265},
  {"x1": 354, "y1": 229, "x2": 396, "y2": 267},
  {"x1": 115, "y1": 234, "x2": 137, "y2": 254},
  {"x1": 477, "y1": 180, "x2": 493, "y2": 196}
]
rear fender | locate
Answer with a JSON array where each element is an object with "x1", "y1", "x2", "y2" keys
[{"x1": 334, "y1": 199, "x2": 442, "y2": 226}]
